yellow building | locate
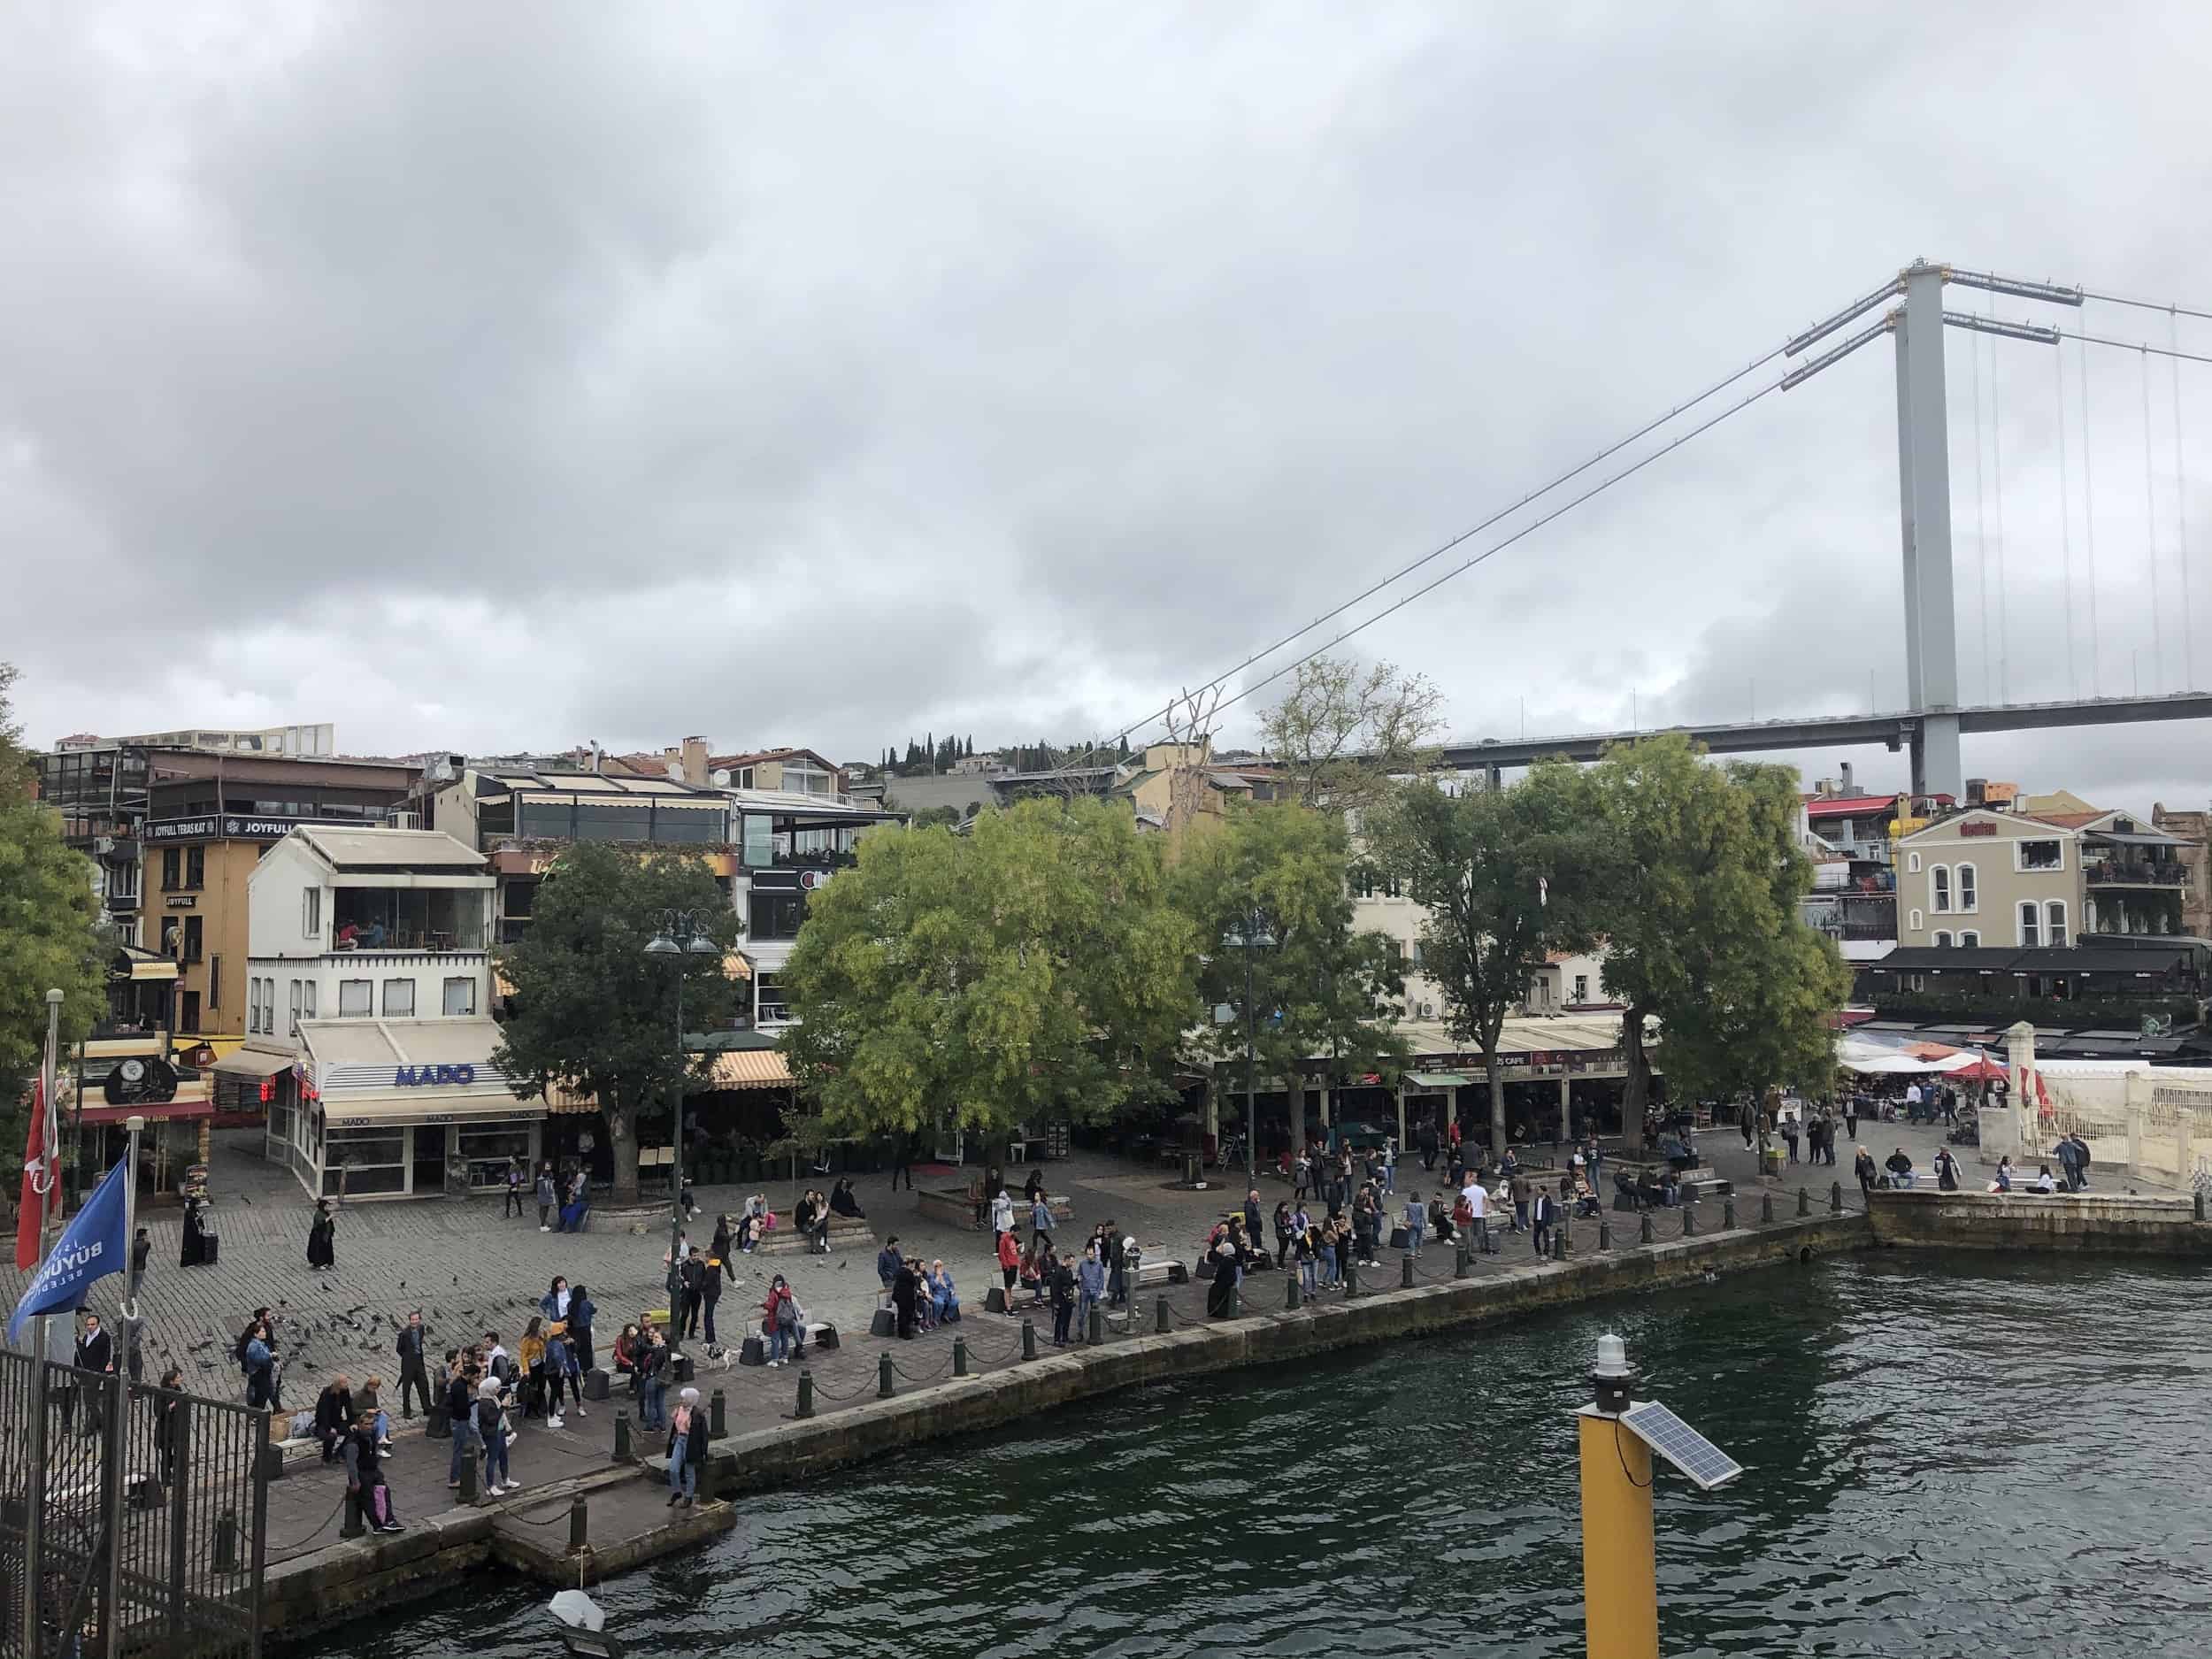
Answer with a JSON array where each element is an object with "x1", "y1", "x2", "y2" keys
[{"x1": 1110, "y1": 740, "x2": 1254, "y2": 849}]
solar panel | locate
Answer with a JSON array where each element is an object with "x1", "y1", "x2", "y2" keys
[{"x1": 1620, "y1": 1401, "x2": 1744, "y2": 1491}]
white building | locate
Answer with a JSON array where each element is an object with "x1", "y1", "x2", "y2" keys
[{"x1": 243, "y1": 825, "x2": 539, "y2": 1199}]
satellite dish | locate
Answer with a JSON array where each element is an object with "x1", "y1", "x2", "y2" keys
[
  {"x1": 711, "y1": 769, "x2": 732, "y2": 787},
  {"x1": 431, "y1": 761, "x2": 453, "y2": 781},
  {"x1": 119, "y1": 1058, "x2": 147, "y2": 1084}
]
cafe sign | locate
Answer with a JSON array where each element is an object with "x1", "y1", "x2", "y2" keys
[{"x1": 396, "y1": 1064, "x2": 477, "y2": 1087}]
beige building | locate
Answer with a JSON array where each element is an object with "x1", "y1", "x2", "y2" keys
[
  {"x1": 2151, "y1": 803, "x2": 2210, "y2": 940},
  {"x1": 1111, "y1": 740, "x2": 1255, "y2": 848},
  {"x1": 1894, "y1": 803, "x2": 2189, "y2": 949}
]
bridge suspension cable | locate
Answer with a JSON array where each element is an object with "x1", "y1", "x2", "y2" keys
[
  {"x1": 2079, "y1": 339, "x2": 2101, "y2": 696},
  {"x1": 1992, "y1": 322, "x2": 2010, "y2": 706},
  {"x1": 2054, "y1": 339, "x2": 2076, "y2": 697},
  {"x1": 2142, "y1": 349, "x2": 2165, "y2": 693}
]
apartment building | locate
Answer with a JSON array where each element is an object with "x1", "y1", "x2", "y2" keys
[
  {"x1": 1893, "y1": 802, "x2": 2191, "y2": 949},
  {"x1": 2151, "y1": 803, "x2": 2211, "y2": 940},
  {"x1": 239, "y1": 826, "x2": 526, "y2": 1199}
]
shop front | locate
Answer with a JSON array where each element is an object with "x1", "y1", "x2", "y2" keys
[{"x1": 273, "y1": 1017, "x2": 545, "y2": 1199}]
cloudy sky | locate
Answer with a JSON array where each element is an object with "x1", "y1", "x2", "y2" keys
[{"x1": 4, "y1": 4, "x2": 2208, "y2": 810}]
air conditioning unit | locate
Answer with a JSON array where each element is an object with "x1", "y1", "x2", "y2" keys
[
  {"x1": 1419, "y1": 1001, "x2": 1435, "y2": 1018},
  {"x1": 94, "y1": 836, "x2": 116, "y2": 856},
  {"x1": 388, "y1": 810, "x2": 421, "y2": 830}
]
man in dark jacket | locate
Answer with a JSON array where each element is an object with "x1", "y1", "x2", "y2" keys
[
  {"x1": 892, "y1": 1256, "x2": 923, "y2": 1340},
  {"x1": 876, "y1": 1236, "x2": 902, "y2": 1303},
  {"x1": 396, "y1": 1310, "x2": 432, "y2": 1419},
  {"x1": 699, "y1": 1251, "x2": 724, "y2": 1347},
  {"x1": 1048, "y1": 1252, "x2": 1077, "y2": 1346},
  {"x1": 678, "y1": 1248, "x2": 707, "y2": 1340}
]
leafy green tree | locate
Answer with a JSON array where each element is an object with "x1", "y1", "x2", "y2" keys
[
  {"x1": 1364, "y1": 762, "x2": 1605, "y2": 1157},
  {"x1": 1589, "y1": 734, "x2": 1847, "y2": 1147},
  {"x1": 1175, "y1": 802, "x2": 1406, "y2": 1146},
  {"x1": 781, "y1": 797, "x2": 1197, "y2": 1141},
  {"x1": 490, "y1": 841, "x2": 741, "y2": 1203},
  {"x1": 0, "y1": 664, "x2": 108, "y2": 1126}
]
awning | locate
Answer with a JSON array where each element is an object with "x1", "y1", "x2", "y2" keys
[
  {"x1": 321, "y1": 1096, "x2": 546, "y2": 1126},
  {"x1": 707, "y1": 1049, "x2": 793, "y2": 1089},
  {"x1": 1404, "y1": 1071, "x2": 1471, "y2": 1089},
  {"x1": 129, "y1": 960, "x2": 180, "y2": 982},
  {"x1": 213, "y1": 1047, "x2": 296, "y2": 1079},
  {"x1": 723, "y1": 953, "x2": 752, "y2": 981},
  {"x1": 79, "y1": 1100, "x2": 214, "y2": 1126},
  {"x1": 544, "y1": 1081, "x2": 600, "y2": 1116}
]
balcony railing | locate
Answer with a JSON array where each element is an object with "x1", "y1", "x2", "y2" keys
[
  {"x1": 2083, "y1": 862, "x2": 2189, "y2": 888},
  {"x1": 330, "y1": 926, "x2": 489, "y2": 953}
]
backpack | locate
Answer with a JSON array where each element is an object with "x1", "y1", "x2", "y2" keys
[{"x1": 775, "y1": 1295, "x2": 797, "y2": 1330}]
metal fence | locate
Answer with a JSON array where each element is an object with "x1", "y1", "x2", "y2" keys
[{"x1": 0, "y1": 1343, "x2": 268, "y2": 1659}]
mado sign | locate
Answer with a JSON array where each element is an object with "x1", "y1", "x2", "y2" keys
[{"x1": 396, "y1": 1063, "x2": 476, "y2": 1087}]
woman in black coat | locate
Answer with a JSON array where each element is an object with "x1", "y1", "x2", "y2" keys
[
  {"x1": 180, "y1": 1196, "x2": 210, "y2": 1268},
  {"x1": 306, "y1": 1200, "x2": 336, "y2": 1271}
]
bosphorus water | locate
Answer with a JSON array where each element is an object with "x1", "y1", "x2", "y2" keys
[{"x1": 311, "y1": 1254, "x2": 2212, "y2": 1658}]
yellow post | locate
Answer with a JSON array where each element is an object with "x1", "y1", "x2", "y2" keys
[{"x1": 1578, "y1": 1335, "x2": 1659, "y2": 1659}]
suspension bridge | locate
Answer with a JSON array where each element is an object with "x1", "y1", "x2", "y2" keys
[{"x1": 1087, "y1": 257, "x2": 2211, "y2": 798}]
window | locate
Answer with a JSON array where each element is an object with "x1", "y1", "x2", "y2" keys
[
  {"x1": 2018, "y1": 902, "x2": 2040, "y2": 948},
  {"x1": 185, "y1": 845, "x2": 205, "y2": 888},
  {"x1": 289, "y1": 980, "x2": 302, "y2": 1037},
  {"x1": 208, "y1": 955, "x2": 220, "y2": 1010},
  {"x1": 1572, "y1": 974, "x2": 1590, "y2": 1002},
  {"x1": 303, "y1": 887, "x2": 321, "y2": 939},
  {"x1": 1956, "y1": 863, "x2": 1977, "y2": 912},
  {"x1": 161, "y1": 848, "x2": 180, "y2": 891},
  {"x1": 750, "y1": 892, "x2": 804, "y2": 941},
  {"x1": 1961, "y1": 931, "x2": 1980, "y2": 948},
  {"x1": 2045, "y1": 901, "x2": 2069, "y2": 949},
  {"x1": 1907, "y1": 851, "x2": 1922, "y2": 873},
  {"x1": 249, "y1": 978, "x2": 263, "y2": 1034},
  {"x1": 741, "y1": 815, "x2": 773, "y2": 867},
  {"x1": 2018, "y1": 839, "x2": 2063, "y2": 872},
  {"x1": 1909, "y1": 909, "x2": 1923, "y2": 932},
  {"x1": 1932, "y1": 866, "x2": 1951, "y2": 912},
  {"x1": 180, "y1": 991, "x2": 200, "y2": 1034},
  {"x1": 757, "y1": 972, "x2": 789, "y2": 1023},
  {"x1": 381, "y1": 979, "x2": 416, "y2": 1018},
  {"x1": 159, "y1": 917, "x2": 180, "y2": 957},
  {"x1": 443, "y1": 977, "x2": 476, "y2": 1017},
  {"x1": 1933, "y1": 931, "x2": 1954, "y2": 948},
  {"x1": 303, "y1": 981, "x2": 316, "y2": 1021},
  {"x1": 1351, "y1": 865, "x2": 1377, "y2": 899},
  {"x1": 181, "y1": 914, "x2": 203, "y2": 963},
  {"x1": 339, "y1": 979, "x2": 373, "y2": 1018}
]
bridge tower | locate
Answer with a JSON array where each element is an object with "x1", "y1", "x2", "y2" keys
[{"x1": 1893, "y1": 260, "x2": 1963, "y2": 800}]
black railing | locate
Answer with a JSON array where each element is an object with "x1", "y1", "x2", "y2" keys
[{"x1": 2083, "y1": 862, "x2": 2189, "y2": 887}]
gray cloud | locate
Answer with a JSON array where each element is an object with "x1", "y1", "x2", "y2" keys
[{"x1": 3, "y1": 1, "x2": 2208, "y2": 816}]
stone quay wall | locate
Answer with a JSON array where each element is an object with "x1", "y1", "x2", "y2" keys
[{"x1": 1867, "y1": 1188, "x2": 2212, "y2": 1256}]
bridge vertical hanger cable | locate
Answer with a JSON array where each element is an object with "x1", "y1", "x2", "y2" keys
[
  {"x1": 2141, "y1": 349, "x2": 2163, "y2": 693},
  {"x1": 2171, "y1": 310, "x2": 2194, "y2": 691},
  {"x1": 2080, "y1": 340, "x2": 2101, "y2": 696},
  {"x1": 1982, "y1": 316, "x2": 2000, "y2": 703},
  {"x1": 2055, "y1": 342, "x2": 2076, "y2": 696},
  {"x1": 1991, "y1": 323, "x2": 2009, "y2": 705}
]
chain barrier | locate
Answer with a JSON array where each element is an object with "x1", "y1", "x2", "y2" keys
[
  {"x1": 265, "y1": 1488, "x2": 350, "y2": 1562},
  {"x1": 802, "y1": 1369, "x2": 882, "y2": 1404},
  {"x1": 887, "y1": 1348, "x2": 956, "y2": 1384}
]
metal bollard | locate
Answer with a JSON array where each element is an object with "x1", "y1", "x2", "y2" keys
[
  {"x1": 1724, "y1": 1196, "x2": 1737, "y2": 1231},
  {"x1": 1286, "y1": 1274, "x2": 1302, "y2": 1310},
  {"x1": 1560, "y1": 1217, "x2": 1571, "y2": 1257},
  {"x1": 212, "y1": 1508, "x2": 240, "y2": 1573},
  {"x1": 1831, "y1": 1181, "x2": 1844, "y2": 1215},
  {"x1": 460, "y1": 1446, "x2": 481, "y2": 1502},
  {"x1": 1762, "y1": 1191, "x2": 1775, "y2": 1224},
  {"x1": 1218, "y1": 1280, "x2": 1239, "y2": 1320},
  {"x1": 795, "y1": 1368, "x2": 815, "y2": 1420},
  {"x1": 1344, "y1": 1256, "x2": 1358, "y2": 1298},
  {"x1": 1022, "y1": 1319, "x2": 1038, "y2": 1362},
  {"x1": 1639, "y1": 1212, "x2": 1655, "y2": 1244},
  {"x1": 2198, "y1": 1189, "x2": 2207, "y2": 1223},
  {"x1": 340, "y1": 1486, "x2": 366, "y2": 1540},
  {"x1": 709, "y1": 1388, "x2": 726, "y2": 1440},
  {"x1": 1088, "y1": 1306, "x2": 1104, "y2": 1346},
  {"x1": 1455, "y1": 1241, "x2": 1471, "y2": 1279},
  {"x1": 612, "y1": 1410, "x2": 633, "y2": 1463},
  {"x1": 568, "y1": 1495, "x2": 588, "y2": 1555},
  {"x1": 953, "y1": 1337, "x2": 969, "y2": 1378},
  {"x1": 878, "y1": 1353, "x2": 895, "y2": 1398},
  {"x1": 1799, "y1": 1187, "x2": 1811, "y2": 1217},
  {"x1": 1551, "y1": 1231, "x2": 1564, "y2": 1261},
  {"x1": 1682, "y1": 1206, "x2": 1697, "y2": 1237},
  {"x1": 1598, "y1": 1218, "x2": 1612, "y2": 1252},
  {"x1": 1155, "y1": 1294, "x2": 1171, "y2": 1334},
  {"x1": 1400, "y1": 1255, "x2": 1416, "y2": 1288}
]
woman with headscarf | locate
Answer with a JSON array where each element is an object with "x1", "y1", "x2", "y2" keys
[
  {"x1": 666, "y1": 1386, "x2": 705, "y2": 1507},
  {"x1": 305, "y1": 1199, "x2": 336, "y2": 1271},
  {"x1": 829, "y1": 1178, "x2": 865, "y2": 1219},
  {"x1": 180, "y1": 1194, "x2": 211, "y2": 1268}
]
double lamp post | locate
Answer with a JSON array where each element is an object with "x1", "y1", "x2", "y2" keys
[{"x1": 644, "y1": 908, "x2": 719, "y2": 1299}]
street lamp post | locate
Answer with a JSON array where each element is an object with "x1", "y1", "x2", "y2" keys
[
  {"x1": 645, "y1": 909, "x2": 720, "y2": 1299},
  {"x1": 1224, "y1": 908, "x2": 1275, "y2": 1189}
]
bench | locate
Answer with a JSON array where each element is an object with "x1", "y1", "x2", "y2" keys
[
  {"x1": 750, "y1": 1212, "x2": 872, "y2": 1256},
  {"x1": 1131, "y1": 1253, "x2": 1187, "y2": 1289}
]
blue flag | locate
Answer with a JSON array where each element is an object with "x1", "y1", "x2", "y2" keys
[{"x1": 8, "y1": 1158, "x2": 129, "y2": 1346}]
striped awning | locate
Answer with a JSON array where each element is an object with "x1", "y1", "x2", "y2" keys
[
  {"x1": 544, "y1": 1080, "x2": 600, "y2": 1116},
  {"x1": 129, "y1": 960, "x2": 180, "y2": 982},
  {"x1": 708, "y1": 1048, "x2": 792, "y2": 1089}
]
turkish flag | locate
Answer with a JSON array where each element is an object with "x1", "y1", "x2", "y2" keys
[{"x1": 15, "y1": 1076, "x2": 47, "y2": 1271}]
